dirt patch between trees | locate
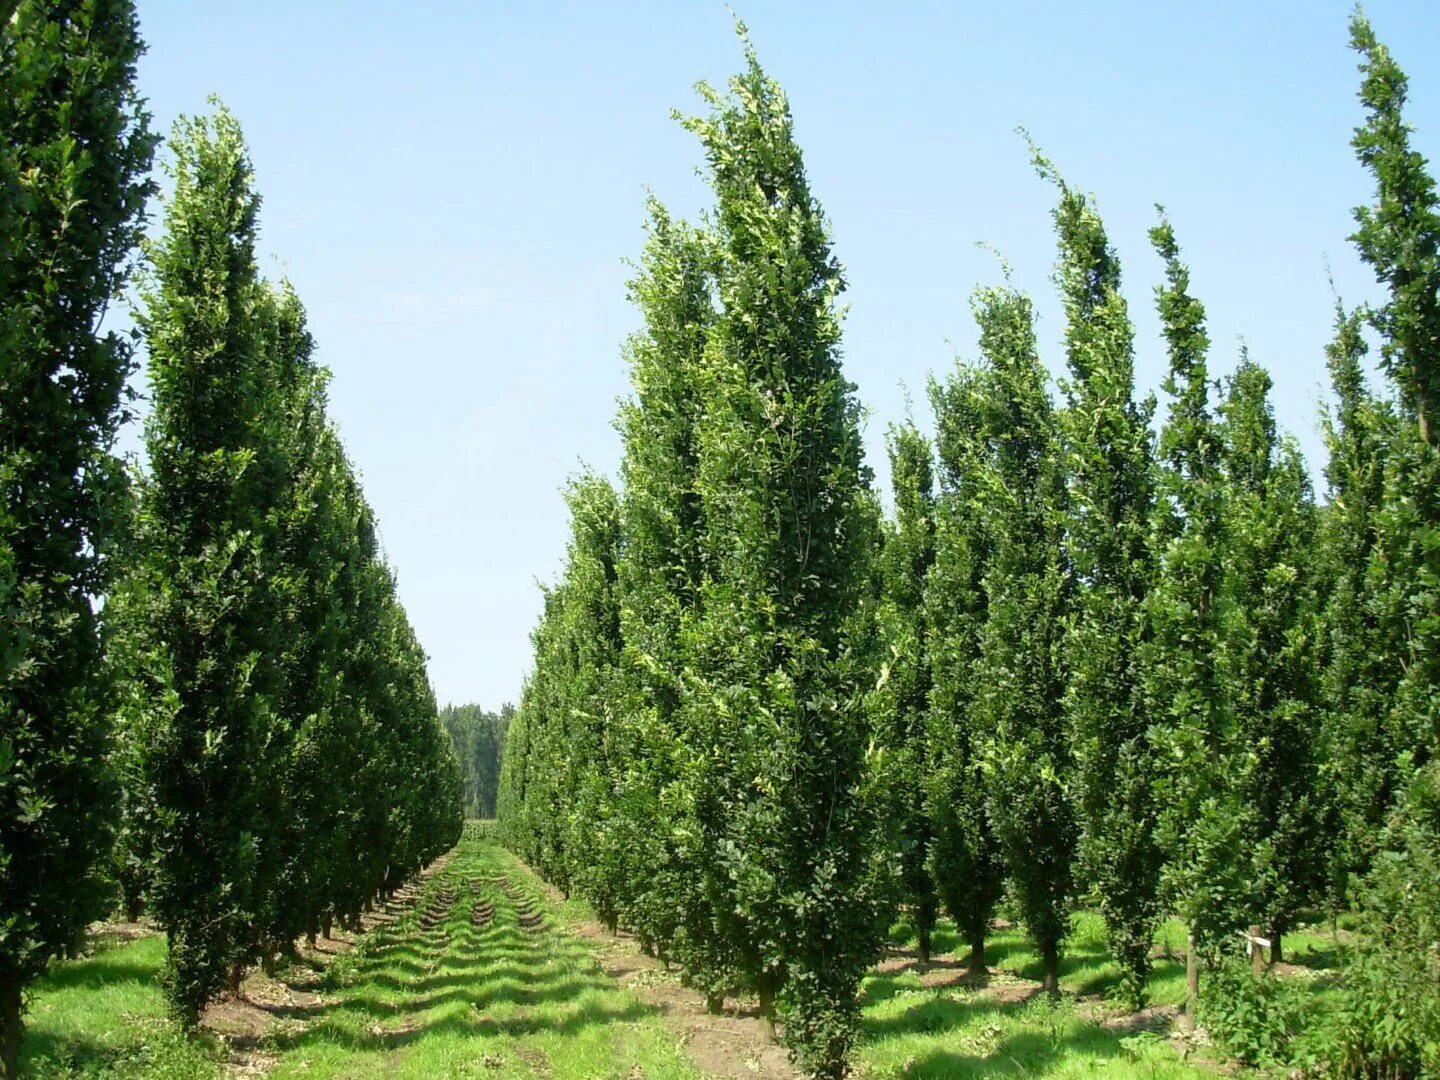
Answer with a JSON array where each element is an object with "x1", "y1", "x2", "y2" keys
[{"x1": 564, "y1": 920, "x2": 799, "y2": 1079}]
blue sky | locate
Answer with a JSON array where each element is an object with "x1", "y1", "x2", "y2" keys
[{"x1": 128, "y1": 1, "x2": 1440, "y2": 711}]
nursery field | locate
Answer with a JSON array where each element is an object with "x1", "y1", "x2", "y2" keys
[{"x1": 18, "y1": 832, "x2": 1345, "y2": 1079}]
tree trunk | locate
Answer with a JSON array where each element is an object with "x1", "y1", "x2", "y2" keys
[
  {"x1": 705, "y1": 992, "x2": 725, "y2": 1016},
  {"x1": 757, "y1": 979, "x2": 777, "y2": 1044},
  {"x1": 966, "y1": 931, "x2": 986, "y2": 981},
  {"x1": 322, "y1": 915, "x2": 333, "y2": 940},
  {"x1": 1180, "y1": 929, "x2": 1199, "y2": 1031},
  {"x1": 1041, "y1": 942, "x2": 1060, "y2": 994},
  {"x1": 1269, "y1": 930, "x2": 1282, "y2": 965},
  {"x1": 1, "y1": 973, "x2": 21, "y2": 1080},
  {"x1": 917, "y1": 895, "x2": 935, "y2": 969}
]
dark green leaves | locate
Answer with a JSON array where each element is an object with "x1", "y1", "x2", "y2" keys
[{"x1": 0, "y1": 2, "x2": 155, "y2": 1073}]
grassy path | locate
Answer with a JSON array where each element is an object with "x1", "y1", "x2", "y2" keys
[
  {"x1": 236, "y1": 839, "x2": 700, "y2": 1079},
  {"x1": 22, "y1": 834, "x2": 1344, "y2": 1077},
  {"x1": 23, "y1": 839, "x2": 699, "y2": 1079}
]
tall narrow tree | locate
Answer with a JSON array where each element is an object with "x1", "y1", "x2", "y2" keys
[
  {"x1": 678, "y1": 26, "x2": 887, "y2": 1075},
  {"x1": 1040, "y1": 159, "x2": 1161, "y2": 1006},
  {"x1": 1143, "y1": 216, "x2": 1240, "y2": 1026},
  {"x1": 1216, "y1": 355, "x2": 1322, "y2": 961},
  {"x1": 612, "y1": 203, "x2": 723, "y2": 977},
  {"x1": 120, "y1": 105, "x2": 286, "y2": 1025},
  {"x1": 1326, "y1": 15, "x2": 1440, "y2": 1074},
  {"x1": 968, "y1": 281, "x2": 1074, "y2": 993},
  {"x1": 1317, "y1": 302, "x2": 1396, "y2": 900},
  {"x1": 0, "y1": 2, "x2": 154, "y2": 1072},
  {"x1": 1347, "y1": 12, "x2": 1440, "y2": 770},
  {"x1": 925, "y1": 365, "x2": 1004, "y2": 977},
  {"x1": 875, "y1": 420, "x2": 939, "y2": 963},
  {"x1": 554, "y1": 475, "x2": 624, "y2": 922}
]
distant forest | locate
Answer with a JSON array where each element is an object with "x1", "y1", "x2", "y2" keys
[{"x1": 441, "y1": 704, "x2": 511, "y2": 818}]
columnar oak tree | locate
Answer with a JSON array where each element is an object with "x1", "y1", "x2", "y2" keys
[
  {"x1": 678, "y1": 28, "x2": 887, "y2": 1075},
  {"x1": 121, "y1": 106, "x2": 288, "y2": 1024},
  {"x1": 967, "y1": 281, "x2": 1074, "y2": 994},
  {"x1": 875, "y1": 420, "x2": 939, "y2": 963},
  {"x1": 925, "y1": 363, "x2": 1004, "y2": 976},
  {"x1": 1215, "y1": 355, "x2": 1322, "y2": 961},
  {"x1": 0, "y1": 1, "x2": 154, "y2": 1072},
  {"x1": 1143, "y1": 216, "x2": 1240, "y2": 1025},
  {"x1": 502, "y1": 474, "x2": 622, "y2": 901},
  {"x1": 1040, "y1": 159, "x2": 1161, "y2": 1006},
  {"x1": 554, "y1": 475, "x2": 624, "y2": 922},
  {"x1": 612, "y1": 203, "x2": 723, "y2": 975},
  {"x1": 1327, "y1": 14, "x2": 1440, "y2": 1074},
  {"x1": 1317, "y1": 302, "x2": 1395, "y2": 901}
]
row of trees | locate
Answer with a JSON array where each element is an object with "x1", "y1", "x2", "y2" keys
[
  {"x1": 500, "y1": 31, "x2": 885, "y2": 1077},
  {"x1": 0, "y1": 3, "x2": 461, "y2": 1073},
  {"x1": 500, "y1": 12, "x2": 1439, "y2": 1079},
  {"x1": 440, "y1": 703, "x2": 512, "y2": 818}
]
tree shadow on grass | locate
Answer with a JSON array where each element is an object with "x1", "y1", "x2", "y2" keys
[
  {"x1": 894, "y1": 1031, "x2": 1115, "y2": 1080},
  {"x1": 259, "y1": 859, "x2": 657, "y2": 1062},
  {"x1": 864, "y1": 991, "x2": 1005, "y2": 1041},
  {"x1": 31, "y1": 952, "x2": 157, "y2": 994},
  {"x1": 269, "y1": 990, "x2": 657, "y2": 1053},
  {"x1": 864, "y1": 988, "x2": 1146, "y2": 1078}
]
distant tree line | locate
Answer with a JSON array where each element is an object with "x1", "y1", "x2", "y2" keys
[
  {"x1": 0, "y1": 3, "x2": 461, "y2": 1074},
  {"x1": 441, "y1": 703, "x2": 512, "y2": 818},
  {"x1": 500, "y1": 12, "x2": 1440, "y2": 1079}
]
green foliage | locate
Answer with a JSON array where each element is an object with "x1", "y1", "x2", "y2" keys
[
  {"x1": 1040, "y1": 156, "x2": 1160, "y2": 1007},
  {"x1": 1216, "y1": 356, "x2": 1325, "y2": 947},
  {"x1": 610, "y1": 201, "x2": 719, "y2": 970},
  {"x1": 874, "y1": 421, "x2": 939, "y2": 963},
  {"x1": 1142, "y1": 218, "x2": 1244, "y2": 960},
  {"x1": 501, "y1": 26, "x2": 888, "y2": 1076},
  {"x1": 1325, "y1": 762, "x2": 1440, "y2": 1077},
  {"x1": 1318, "y1": 301, "x2": 1399, "y2": 898},
  {"x1": 673, "y1": 32, "x2": 888, "y2": 1075},
  {"x1": 1349, "y1": 12, "x2": 1440, "y2": 450},
  {"x1": 1199, "y1": 954, "x2": 1306, "y2": 1067},
  {"x1": 116, "y1": 105, "x2": 289, "y2": 1024},
  {"x1": 440, "y1": 703, "x2": 511, "y2": 818},
  {"x1": 924, "y1": 363, "x2": 1003, "y2": 972},
  {"x1": 1322, "y1": 14, "x2": 1440, "y2": 1075},
  {"x1": 112, "y1": 103, "x2": 460, "y2": 1027},
  {"x1": 501, "y1": 474, "x2": 622, "y2": 906},
  {"x1": 0, "y1": 1, "x2": 155, "y2": 1073},
  {"x1": 485, "y1": 9, "x2": 1440, "y2": 1075},
  {"x1": 964, "y1": 281, "x2": 1075, "y2": 992}
]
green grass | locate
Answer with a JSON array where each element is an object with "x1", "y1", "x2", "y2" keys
[
  {"x1": 20, "y1": 933, "x2": 222, "y2": 1078},
  {"x1": 864, "y1": 909, "x2": 1348, "y2": 1077},
  {"x1": 859, "y1": 915, "x2": 1203, "y2": 1078},
  {"x1": 860, "y1": 991, "x2": 1200, "y2": 1078},
  {"x1": 21, "y1": 839, "x2": 698, "y2": 1080},
  {"x1": 259, "y1": 840, "x2": 698, "y2": 1079},
  {"x1": 20, "y1": 838, "x2": 1348, "y2": 1078}
]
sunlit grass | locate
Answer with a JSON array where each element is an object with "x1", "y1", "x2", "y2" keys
[
  {"x1": 21, "y1": 933, "x2": 222, "y2": 1078},
  {"x1": 22, "y1": 838, "x2": 1350, "y2": 1078}
]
